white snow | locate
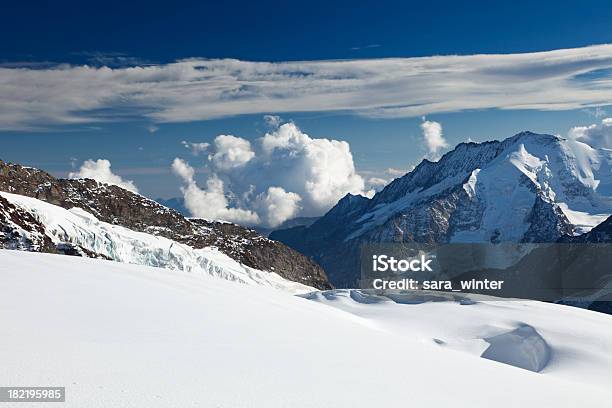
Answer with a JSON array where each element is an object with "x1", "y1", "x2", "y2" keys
[
  {"x1": 1, "y1": 251, "x2": 611, "y2": 407},
  {"x1": 345, "y1": 134, "x2": 611, "y2": 242},
  {"x1": 557, "y1": 202, "x2": 610, "y2": 234},
  {"x1": 462, "y1": 168, "x2": 480, "y2": 198},
  {"x1": 452, "y1": 135, "x2": 612, "y2": 241},
  {"x1": 0, "y1": 191, "x2": 312, "y2": 294},
  {"x1": 452, "y1": 143, "x2": 543, "y2": 242}
]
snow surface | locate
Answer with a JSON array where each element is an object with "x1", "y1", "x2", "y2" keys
[
  {"x1": 452, "y1": 136, "x2": 612, "y2": 241},
  {"x1": 0, "y1": 191, "x2": 312, "y2": 294},
  {"x1": 1, "y1": 250, "x2": 611, "y2": 407}
]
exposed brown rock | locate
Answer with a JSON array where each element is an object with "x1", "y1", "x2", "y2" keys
[{"x1": 0, "y1": 159, "x2": 331, "y2": 289}]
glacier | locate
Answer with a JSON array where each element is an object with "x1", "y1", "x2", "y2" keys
[
  {"x1": 1, "y1": 251, "x2": 611, "y2": 407},
  {"x1": 0, "y1": 191, "x2": 313, "y2": 294}
]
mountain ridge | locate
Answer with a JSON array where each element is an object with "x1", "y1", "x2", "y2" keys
[
  {"x1": 271, "y1": 131, "x2": 612, "y2": 287},
  {"x1": 0, "y1": 159, "x2": 331, "y2": 289}
]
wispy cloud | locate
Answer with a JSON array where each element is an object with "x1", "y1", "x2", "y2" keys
[
  {"x1": 181, "y1": 140, "x2": 210, "y2": 155},
  {"x1": 583, "y1": 106, "x2": 608, "y2": 119},
  {"x1": 1, "y1": 45, "x2": 612, "y2": 131},
  {"x1": 71, "y1": 51, "x2": 155, "y2": 68},
  {"x1": 350, "y1": 44, "x2": 382, "y2": 51}
]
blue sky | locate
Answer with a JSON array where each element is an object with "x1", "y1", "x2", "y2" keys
[
  {"x1": 4, "y1": 0, "x2": 612, "y2": 62},
  {"x1": 1, "y1": 0, "x2": 611, "y2": 224}
]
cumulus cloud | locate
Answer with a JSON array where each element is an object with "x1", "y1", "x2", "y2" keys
[
  {"x1": 255, "y1": 122, "x2": 369, "y2": 212},
  {"x1": 568, "y1": 117, "x2": 612, "y2": 150},
  {"x1": 255, "y1": 187, "x2": 302, "y2": 227},
  {"x1": 181, "y1": 140, "x2": 210, "y2": 155},
  {"x1": 209, "y1": 135, "x2": 255, "y2": 170},
  {"x1": 420, "y1": 119, "x2": 448, "y2": 159},
  {"x1": 68, "y1": 159, "x2": 139, "y2": 193},
  {"x1": 2, "y1": 45, "x2": 612, "y2": 130},
  {"x1": 171, "y1": 158, "x2": 259, "y2": 224},
  {"x1": 172, "y1": 121, "x2": 370, "y2": 227}
]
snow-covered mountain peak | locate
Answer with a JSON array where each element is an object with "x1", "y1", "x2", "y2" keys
[
  {"x1": 362, "y1": 131, "x2": 610, "y2": 240},
  {"x1": 271, "y1": 131, "x2": 612, "y2": 287}
]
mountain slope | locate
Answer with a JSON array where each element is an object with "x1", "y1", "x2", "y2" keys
[
  {"x1": 2, "y1": 251, "x2": 611, "y2": 407},
  {"x1": 0, "y1": 159, "x2": 331, "y2": 289},
  {"x1": 561, "y1": 215, "x2": 612, "y2": 243},
  {"x1": 0, "y1": 192, "x2": 313, "y2": 293},
  {"x1": 271, "y1": 132, "x2": 612, "y2": 287}
]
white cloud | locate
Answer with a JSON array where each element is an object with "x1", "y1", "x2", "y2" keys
[
  {"x1": 385, "y1": 167, "x2": 412, "y2": 177},
  {"x1": 367, "y1": 177, "x2": 389, "y2": 191},
  {"x1": 2, "y1": 45, "x2": 612, "y2": 130},
  {"x1": 361, "y1": 167, "x2": 416, "y2": 192},
  {"x1": 263, "y1": 115, "x2": 281, "y2": 128},
  {"x1": 255, "y1": 187, "x2": 301, "y2": 227},
  {"x1": 171, "y1": 158, "x2": 259, "y2": 225},
  {"x1": 68, "y1": 159, "x2": 139, "y2": 193},
  {"x1": 209, "y1": 135, "x2": 255, "y2": 170},
  {"x1": 568, "y1": 117, "x2": 612, "y2": 150},
  {"x1": 255, "y1": 122, "x2": 368, "y2": 213},
  {"x1": 583, "y1": 107, "x2": 608, "y2": 119},
  {"x1": 420, "y1": 119, "x2": 448, "y2": 159},
  {"x1": 181, "y1": 140, "x2": 210, "y2": 155},
  {"x1": 146, "y1": 124, "x2": 159, "y2": 133},
  {"x1": 171, "y1": 157, "x2": 196, "y2": 182},
  {"x1": 172, "y1": 121, "x2": 370, "y2": 226}
]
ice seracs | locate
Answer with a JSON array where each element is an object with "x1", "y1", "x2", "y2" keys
[
  {"x1": 0, "y1": 158, "x2": 332, "y2": 289},
  {"x1": 0, "y1": 191, "x2": 313, "y2": 294}
]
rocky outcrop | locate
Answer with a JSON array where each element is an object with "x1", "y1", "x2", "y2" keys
[
  {"x1": 560, "y1": 216, "x2": 612, "y2": 243},
  {"x1": 0, "y1": 194, "x2": 55, "y2": 252},
  {"x1": 0, "y1": 159, "x2": 331, "y2": 289}
]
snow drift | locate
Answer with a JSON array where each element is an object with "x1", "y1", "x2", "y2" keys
[{"x1": 1, "y1": 251, "x2": 611, "y2": 407}]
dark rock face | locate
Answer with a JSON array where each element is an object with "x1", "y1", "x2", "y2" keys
[
  {"x1": 523, "y1": 195, "x2": 575, "y2": 242},
  {"x1": 0, "y1": 194, "x2": 55, "y2": 252},
  {"x1": 254, "y1": 216, "x2": 320, "y2": 237},
  {"x1": 556, "y1": 219, "x2": 612, "y2": 313},
  {"x1": 560, "y1": 216, "x2": 612, "y2": 243},
  {"x1": 154, "y1": 197, "x2": 189, "y2": 216},
  {"x1": 0, "y1": 159, "x2": 331, "y2": 290}
]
